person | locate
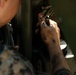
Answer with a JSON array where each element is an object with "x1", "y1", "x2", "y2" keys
[
  {"x1": 0, "y1": 0, "x2": 21, "y2": 27},
  {"x1": 36, "y1": 13, "x2": 71, "y2": 75},
  {"x1": 0, "y1": 0, "x2": 71, "y2": 75}
]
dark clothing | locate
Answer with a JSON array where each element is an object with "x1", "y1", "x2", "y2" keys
[{"x1": 54, "y1": 69, "x2": 72, "y2": 75}]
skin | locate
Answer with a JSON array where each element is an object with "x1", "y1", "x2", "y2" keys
[
  {"x1": 37, "y1": 13, "x2": 71, "y2": 75},
  {"x1": 0, "y1": 0, "x2": 21, "y2": 27},
  {"x1": 0, "y1": 0, "x2": 71, "y2": 74}
]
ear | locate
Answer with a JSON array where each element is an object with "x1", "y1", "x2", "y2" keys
[{"x1": 0, "y1": 0, "x2": 6, "y2": 8}]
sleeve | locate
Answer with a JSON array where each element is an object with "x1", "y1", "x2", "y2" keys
[{"x1": 54, "y1": 69, "x2": 72, "y2": 75}]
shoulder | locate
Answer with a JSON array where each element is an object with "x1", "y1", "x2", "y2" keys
[{"x1": 0, "y1": 48, "x2": 34, "y2": 75}]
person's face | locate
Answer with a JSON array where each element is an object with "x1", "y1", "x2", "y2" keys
[{"x1": 0, "y1": 0, "x2": 21, "y2": 27}]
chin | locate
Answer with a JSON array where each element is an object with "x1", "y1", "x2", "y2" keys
[{"x1": 0, "y1": 0, "x2": 21, "y2": 27}]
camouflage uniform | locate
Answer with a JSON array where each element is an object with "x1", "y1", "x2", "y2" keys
[{"x1": 0, "y1": 45, "x2": 35, "y2": 75}]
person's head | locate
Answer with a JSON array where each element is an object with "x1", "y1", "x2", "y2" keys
[{"x1": 0, "y1": 0, "x2": 21, "y2": 27}]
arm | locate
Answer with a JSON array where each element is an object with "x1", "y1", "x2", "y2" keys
[
  {"x1": 47, "y1": 35, "x2": 70, "y2": 75},
  {"x1": 38, "y1": 13, "x2": 71, "y2": 75},
  {"x1": 0, "y1": 0, "x2": 21, "y2": 27}
]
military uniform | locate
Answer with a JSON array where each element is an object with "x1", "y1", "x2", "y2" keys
[{"x1": 0, "y1": 45, "x2": 34, "y2": 75}]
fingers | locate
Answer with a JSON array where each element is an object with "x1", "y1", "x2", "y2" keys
[
  {"x1": 36, "y1": 18, "x2": 53, "y2": 34},
  {"x1": 36, "y1": 13, "x2": 60, "y2": 36},
  {"x1": 35, "y1": 21, "x2": 47, "y2": 34},
  {"x1": 40, "y1": 19, "x2": 56, "y2": 31},
  {"x1": 48, "y1": 19, "x2": 60, "y2": 36},
  {"x1": 38, "y1": 13, "x2": 44, "y2": 23},
  {"x1": 40, "y1": 18, "x2": 57, "y2": 30},
  {"x1": 49, "y1": 19, "x2": 57, "y2": 27}
]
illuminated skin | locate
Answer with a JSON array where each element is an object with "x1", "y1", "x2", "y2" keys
[
  {"x1": 0, "y1": 0, "x2": 21, "y2": 27},
  {"x1": 37, "y1": 13, "x2": 71, "y2": 75}
]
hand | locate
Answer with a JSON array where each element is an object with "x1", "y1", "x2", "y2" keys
[
  {"x1": 36, "y1": 13, "x2": 60, "y2": 45},
  {"x1": 36, "y1": 13, "x2": 71, "y2": 74}
]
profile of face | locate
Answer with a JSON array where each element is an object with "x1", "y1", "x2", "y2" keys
[{"x1": 0, "y1": 0, "x2": 21, "y2": 27}]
